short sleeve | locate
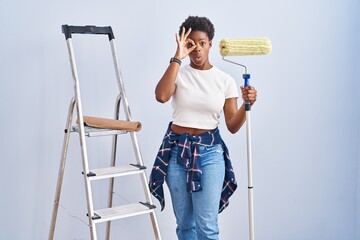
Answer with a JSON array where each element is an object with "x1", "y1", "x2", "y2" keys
[{"x1": 225, "y1": 76, "x2": 239, "y2": 99}]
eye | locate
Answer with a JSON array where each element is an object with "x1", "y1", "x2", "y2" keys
[
  {"x1": 187, "y1": 43, "x2": 194, "y2": 48},
  {"x1": 200, "y1": 41, "x2": 206, "y2": 46}
]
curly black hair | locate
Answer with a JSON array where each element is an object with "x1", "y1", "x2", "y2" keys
[{"x1": 179, "y1": 16, "x2": 215, "y2": 40}]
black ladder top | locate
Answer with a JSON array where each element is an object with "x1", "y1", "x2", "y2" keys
[{"x1": 62, "y1": 25, "x2": 115, "y2": 41}]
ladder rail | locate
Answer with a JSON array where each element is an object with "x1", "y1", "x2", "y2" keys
[
  {"x1": 110, "y1": 40, "x2": 132, "y2": 122},
  {"x1": 66, "y1": 37, "x2": 97, "y2": 240},
  {"x1": 109, "y1": 40, "x2": 162, "y2": 239},
  {"x1": 109, "y1": 39, "x2": 150, "y2": 200},
  {"x1": 49, "y1": 98, "x2": 75, "y2": 240},
  {"x1": 105, "y1": 94, "x2": 121, "y2": 240}
]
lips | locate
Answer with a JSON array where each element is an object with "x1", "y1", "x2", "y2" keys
[{"x1": 194, "y1": 54, "x2": 202, "y2": 61}]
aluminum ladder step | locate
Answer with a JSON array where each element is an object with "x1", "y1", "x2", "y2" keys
[
  {"x1": 92, "y1": 202, "x2": 156, "y2": 223},
  {"x1": 86, "y1": 164, "x2": 146, "y2": 180},
  {"x1": 71, "y1": 125, "x2": 127, "y2": 137}
]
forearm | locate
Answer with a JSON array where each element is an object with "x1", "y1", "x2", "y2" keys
[
  {"x1": 155, "y1": 62, "x2": 180, "y2": 103},
  {"x1": 156, "y1": 27, "x2": 197, "y2": 103},
  {"x1": 226, "y1": 85, "x2": 257, "y2": 133},
  {"x1": 226, "y1": 103, "x2": 247, "y2": 134}
]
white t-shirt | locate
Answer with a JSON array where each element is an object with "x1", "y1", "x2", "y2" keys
[{"x1": 171, "y1": 65, "x2": 239, "y2": 129}]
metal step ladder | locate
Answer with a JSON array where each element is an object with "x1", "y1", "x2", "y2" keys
[{"x1": 48, "y1": 25, "x2": 162, "y2": 240}]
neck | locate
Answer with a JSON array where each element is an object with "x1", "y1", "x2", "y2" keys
[{"x1": 190, "y1": 61, "x2": 212, "y2": 70}]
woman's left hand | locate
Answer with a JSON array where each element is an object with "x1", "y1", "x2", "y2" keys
[{"x1": 240, "y1": 86, "x2": 257, "y2": 106}]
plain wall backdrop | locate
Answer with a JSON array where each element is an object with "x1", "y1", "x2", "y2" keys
[{"x1": 0, "y1": 0, "x2": 359, "y2": 239}]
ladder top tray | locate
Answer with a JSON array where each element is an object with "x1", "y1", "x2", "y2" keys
[{"x1": 71, "y1": 125, "x2": 127, "y2": 137}]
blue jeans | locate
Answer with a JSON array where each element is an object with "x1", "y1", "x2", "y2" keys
[{"x1": 166, "y1": 144, "x2": 225, "y2": 240}]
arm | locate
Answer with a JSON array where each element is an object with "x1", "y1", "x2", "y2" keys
[
  {"x1": 224, "y1": 86, "x2": 257, "y2": 134},
  {"x1": 155, "y1": 60, "x2": 180, "y2": 103},
  {"x1": 155, "y1": 27, "x2": 196, "y2": 103}
]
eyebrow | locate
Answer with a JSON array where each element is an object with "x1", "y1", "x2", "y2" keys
[{"x1": 193, "y1": 38, "x2": 209, "y2": 42}]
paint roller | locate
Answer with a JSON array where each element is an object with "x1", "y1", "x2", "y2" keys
[
  {"x1": 220, "y1": 38, "x2": 271, "y2": 57},
  {"x1": 220, "y1": 37, "x2": 272, "y2": 240}
]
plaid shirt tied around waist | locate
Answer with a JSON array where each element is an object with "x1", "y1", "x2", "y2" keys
[{"x1": 149, "y1": 122, "x2": 237, "y2": 213}]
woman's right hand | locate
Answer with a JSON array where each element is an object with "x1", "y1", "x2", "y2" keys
[{"x1": 174, "y1": 27, "x2": 197, "y2": 60}]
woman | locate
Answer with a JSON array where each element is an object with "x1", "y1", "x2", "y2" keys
[{"x1": 149, "y1": 16, "x2": 257, "y2": 240}]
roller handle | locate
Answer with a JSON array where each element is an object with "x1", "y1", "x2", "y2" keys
[
  {"x1": 243, "y1": 73, "x2": 251, "y2": 111},
  {"x1": 62, "y1": 25, "x2": 115, "y2": 41}
]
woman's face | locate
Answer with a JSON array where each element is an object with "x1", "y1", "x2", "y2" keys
[{"x1": 187, "y1": 31, "x2": 212, "y2": 70}]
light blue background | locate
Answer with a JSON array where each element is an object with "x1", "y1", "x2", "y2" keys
[{"x1": 0, "y1": 0, "x2": 359, "y2": 239}]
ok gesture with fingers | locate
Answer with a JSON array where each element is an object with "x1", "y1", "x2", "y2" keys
[{"x1": 174, "y1": 27, "x2": 197, "y2": 60}]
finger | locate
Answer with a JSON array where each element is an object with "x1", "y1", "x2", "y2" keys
[
  {"x1": 241, "y1": 86, "x2": 249, "y2": 94},
  {"x1": 188, "y1": 44, "x2": 197, "y2": 53},
  {"x1": 245, "y1": 87, "x2": 256, "y2": 93},
  {"x1": 187, "y1": 38, "x2": 195, "y2": 44},
  {"x1": 175, "y1": 33, "x2": 180, "y2": 43},
  {"x1": 185, "y1": 43, "x2": 196, "y2": 54},
  {"x1": 186, "y1": 38, "x2": 196, "y2": 48},
  {"x1": 249, "y1": 93, "x2": 257, "y2": 100},
  {"x1": 243, "y1": 92, "x2": 256, "y2": 98},
  {"x1": 184, "y1": 27, "x2": 192, "y2": 39},
  {"x1": 240, "y1": 87, "x2": 246, "y2": 96},
  {"x1": 247, "y1": 90, "x2": 257, "y2": 95},
  {"x1": 181, "y1": 27, "x2": 185, "y2": 40},
  {"x1": 248, "y1": 95, "x2": 257, "y2": 100},
  {"x1": 242, "y1": 95, "x2": 249, "y2": 100},
  {"x1": 249, "y1": 86, "x2": 257, "y2": 93}
]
